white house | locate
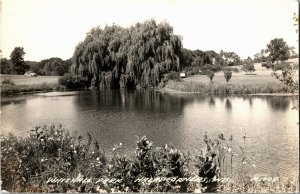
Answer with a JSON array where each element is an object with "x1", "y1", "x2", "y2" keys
[
  {"x1": 24, "y1": 71, "x2": 37, "y2": 77},
  {"x1": 180, "y1": 72, "x2": 186, "y2": 78}
]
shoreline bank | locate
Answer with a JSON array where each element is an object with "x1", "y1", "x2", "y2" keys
[
  {"x1": 156, "y1": 87, "x2": 297, "y2": 96},
  {"x1": 1, "y1": 86, "x2": 297, "y2": 97},
  {"x1": 161, "y1": 80, "x2": 296, "y2": 96}
]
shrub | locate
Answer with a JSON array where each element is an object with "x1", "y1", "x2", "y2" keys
[
  {"x1": 232, "y1": 67, "x2": 239, "y2": 73},
  {"x1": 223, "y1": 70, "x2": 232, "y2": 83},
  {"x1": 159, "y1": 71, "x2": 180, "y2": 88},
  {"x1": 164, "y1": 71, "x2": 180, "y2": 82},
  {"x1": 1, "y1": 125, "x2": 107, "y2": 192},
  {"x1": 272, "y1": 61, "x2": 293, "y2": 71},
  {"x1": 241, "y1": 63, "x2": 255, "y2": 74},
  {"x1": 1, "y1": 78, "x2": 15, "y2": 86},
  {"x1": 261, "y1": 62, "x2": 273, "y2": 69},
  {"x1": 184, "y1": 66, "x2": 200, "y2": 76},
  {"x1": 59, "y1": 74, "x2": 88, "y2": 89}
]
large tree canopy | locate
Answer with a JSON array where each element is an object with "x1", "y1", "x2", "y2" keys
[
  {"x1": 72, "y1": 20, "x2": 182, "y2": 89},
  {"x1": 10, "y1": 47, "x2": 29, "y2": 74},
  {"x1": 267, "y1": 38, "x2": 290, "y2": 63}
]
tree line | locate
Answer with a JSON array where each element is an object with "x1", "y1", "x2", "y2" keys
[
  {"x1": 1, "y1": 19, "x2": 297, "y2": 89},
  {"x1": 1, "y1": 47, "x2": 71, "y2": 76},
  {"x1": 70, "y1": 19, "x2": 254, "y2": 89}
]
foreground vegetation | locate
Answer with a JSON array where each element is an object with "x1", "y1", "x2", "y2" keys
[{"x1": 1, "y1": 125, "x2": 298, "y2": 193}]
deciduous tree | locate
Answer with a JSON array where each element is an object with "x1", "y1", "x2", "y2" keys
[
  {"x1": 72, "y1": 20, "x2": 182, "y2": 89},
  {"x1": 223, "y1": 69, "x2": 232, "y2": 83},
  {"x1": 266, "y1": 38, "x2": 290, "y2": 63},
  {"x1": 241, "y1": 57, "x2": 255, "y2": 74},
  {"x1": 10, "y1": 47, "x2": 29, "y2": 74}
]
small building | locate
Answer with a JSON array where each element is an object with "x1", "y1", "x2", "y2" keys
[
  {"x1": 24, "y1": 71, "x2": 37, "y2": 77},
  {"x1": 180, "y1": 72, "x2": 186, "y2": 78}
]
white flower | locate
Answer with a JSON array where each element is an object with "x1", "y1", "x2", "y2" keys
[
  {"x1": 113, "y1": 148, "x2": 116, "y2": 151},
  {"x1": 41, "y1": 159, "x2": 44, "y2": 162},
  {"x1": 96, "y1": 157, "x2": 100, "y2": 161},
  {"x1": 252, "y1": 164, "x2": 256, "y2": 168},
  {"x1": 228, "y1": 148, "x2": 232, "y2": 152},
  {"x1": 119, "y1": 143, "x2": 122, "y2": 146}
]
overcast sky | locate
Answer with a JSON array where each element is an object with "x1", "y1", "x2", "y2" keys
[{"x1": 1, "y1": 0, "x2": 299, "y2": 61}]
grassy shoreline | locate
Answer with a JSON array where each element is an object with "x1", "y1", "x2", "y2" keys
[
  {"x1": 158, "y1": 87, "x2": 296, "y2": 96},
  {"x1": 162, "y1": 80, "x2": 292, "y2": 95},
  {"x1": 0, "y1": 75, "x2": 62, "y2": 96},
  {"x1": 1, "y1": 83, "x2": 61, "y2": 96}
]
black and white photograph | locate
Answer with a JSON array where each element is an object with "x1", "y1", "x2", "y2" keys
[{"x1": 0, "y1": 0, "x2": 299, "y2": 193}]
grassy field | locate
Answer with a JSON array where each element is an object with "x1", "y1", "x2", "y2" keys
[
  {"x1": 0, "y1": 74, "x2": 62, "y2": 95},
  {"x1": 183, "y1": 63, "x2": 298, "y2": 85},
  {"x1": 0, "y1": 74, "x2": 61, "y2": 85},
  {"x1": 165, "y1": 62, "x2": 299, "y2": 94}
]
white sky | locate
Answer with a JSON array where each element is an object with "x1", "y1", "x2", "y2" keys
[{"x1": 1, "y1": 0, "x2": 299, "y2": 61}]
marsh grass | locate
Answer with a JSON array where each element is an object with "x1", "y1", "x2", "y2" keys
[
  {"x1": 165, "y1": 80, "x2": 290, "y2": 94},
  {"x1": 1, "y1": 125, "x2": 298, "y2": 193}
]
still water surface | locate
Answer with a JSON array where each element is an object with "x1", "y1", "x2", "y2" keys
[{"x1": 1, "y1": 90, "x2": 298, "y2": 176}]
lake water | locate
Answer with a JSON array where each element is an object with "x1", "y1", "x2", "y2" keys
[{"x1": 1, "y1": 90, "x2": 298, "y2": 177}]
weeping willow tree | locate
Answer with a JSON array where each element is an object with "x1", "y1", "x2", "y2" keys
[{"x1": 72, "y1": 19, "x2": 182, "y2": 89}]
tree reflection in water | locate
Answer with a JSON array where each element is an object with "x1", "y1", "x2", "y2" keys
[
  {"x1": 225, "y1": 98, "x2": 232, "y2": 112},
  {"x1": 265, "y1": 96, "x2": 290, "y2": 111},
  {"x1": 208, "y1": 97, "x2": 215, "y2": 107}
]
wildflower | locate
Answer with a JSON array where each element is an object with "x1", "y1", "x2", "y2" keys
[
  {"x1": 113, "y1": 148, "x2": 116, "y2": 151},
  {"x1": 41, "y1": 159, "x2": 45, "y2": 162},
  {"x1": 253, "y1": 164, "x2": 256, "y2": 168},
  {"x1": 228, "y1": 148, "x2": 232, "y2": 152},
  {"x1": 119, "y1": 143, "x2": 122, "y2": 146},
  {"x1": 96, "y1": 157, "x2": 100, "y2": 161}
]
